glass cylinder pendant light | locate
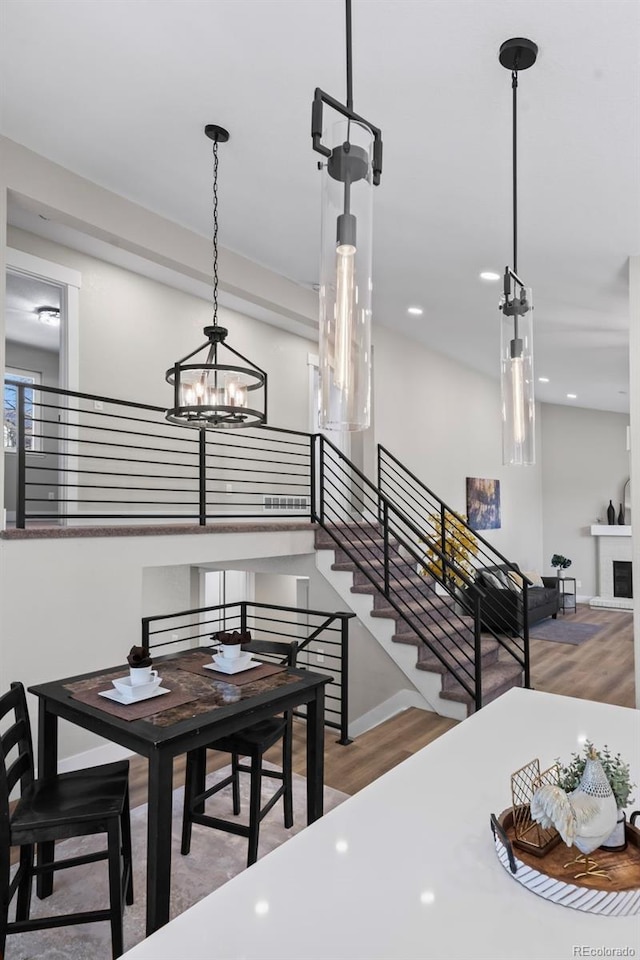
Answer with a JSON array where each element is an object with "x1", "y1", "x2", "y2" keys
[
  {"x1": 498, "y1": 38, "x2": 538, "y2": 465},
  {"x1": 312, "y1": 0, "x2": 383, "y2": 432},
  {"x1": 165, "y1": 125, "x2": 267, "y2": 429}
]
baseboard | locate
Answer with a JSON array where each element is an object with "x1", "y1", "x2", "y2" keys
[
  {"x1": 56, "y1": 741, "x2": 134, "y2": 774},
  {"x1": 349, "y1": 690, "x2": 434, "y2": 739}
]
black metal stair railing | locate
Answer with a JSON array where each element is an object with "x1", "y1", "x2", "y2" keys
[
  {"x1": 141, "y1": 600, "x2": 354, "y2": 743},
  {"x1": 6, "y1": 380, "x2": 313, "y2": 526},
  {"x1": 377, "y1": 445, "x2": 530, "y2": 689},
  {"x1": 312, "y1": 434, "x2": 503, "y2": 711}
]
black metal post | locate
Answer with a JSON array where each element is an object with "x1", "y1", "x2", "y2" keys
[
  {"x1": 310, "y1": 434, "x2": 317, "y2": 522},
  {"x1": 383, "y1": 499, "x2": 390, "y2": 599},
  {"x1": 141, "y1": 617, "x2": 150, "y2": 652},
  {"x1": 440, "y1": 503, "x2": 447, "y2": 579},
  {"x1": 318, "y1": 434, "x2": 325, "y2": 523},
  {"x1": 198, "y1": 430, "x2": 207, "y2": 525},
  {"x1": 17, "y1": 384, "x2": 26, "y2": 529},
  {"x1": 377, "y1": 444, "x2": 383, "y2": 522},
  {"x1": 338, "y1": 615, "x2": 352, "y2": 745},
  {"x1": 522, "y1": 582, "x2": 531, "y2": 688},
  {"x1": 240, "y1": 601, "x2": 247, "y2": 635},
  {"x1": 474, "y1": 591, "x2": 483, "y2": 712}
]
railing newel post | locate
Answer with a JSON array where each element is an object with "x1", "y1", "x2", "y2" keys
[
  {"x1": 474, "y1": 590, "x2": 483, "y2": 713},
  {"x1": 198, "y1": 429, "x2": 207, "y2": 525},
  {"x1": 16, "y1": 383, "x2": 26, "y2": 528},
  {"x1": 338, "y1": 615, "x2": 352, "y2": 745}
]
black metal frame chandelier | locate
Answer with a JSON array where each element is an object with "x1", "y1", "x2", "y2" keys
[
  {"x1": 311, "y1": 0, "x2": 383, "y2": 433},
  {"x1": 166, "y1": 125, "x2": 267, "y2": 429},
  {"x1": 498, "y1": 38, "x2": 538, "y2": 466}
]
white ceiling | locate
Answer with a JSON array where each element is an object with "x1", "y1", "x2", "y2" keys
[{"x1": 1, "y1": 0, "x2": 639, "y2": 413}]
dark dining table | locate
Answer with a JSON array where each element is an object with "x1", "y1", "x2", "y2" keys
[{"x1": 28, "y1": 649, "x2": 330, "y2": 935}]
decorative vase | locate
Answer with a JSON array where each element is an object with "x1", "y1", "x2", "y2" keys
[
  {"x1": 600, "y1": 809, "x2": 627, "y2": 852},
  {"x1": 607, "y1": 500, "x2": 616, "y2": 525},
  {"x1": 618, "y1": 503, "x2": 625, "y2": 525}
]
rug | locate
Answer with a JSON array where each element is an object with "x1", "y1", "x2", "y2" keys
[
  {"x1": 529, "y1": 620, "x2": 604, "y2": 645},
  {"x1": 5, "y1": 767, "x2": 348, "y2": 960}
]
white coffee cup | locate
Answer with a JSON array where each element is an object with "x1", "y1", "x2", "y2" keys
[
  {"x1": 218, "y1": 643, "x2": 243, "y2": 661},
  {"x1": 129, "y1": 666, "x2": 159, "y2": 686}
]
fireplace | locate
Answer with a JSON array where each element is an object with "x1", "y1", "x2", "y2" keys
[
  {"x1": 589, "y1": 524, "x2": 633, "y2": 610},
  {"x1": 613, "y1": 561, "x2": 633, "y2": 599}
]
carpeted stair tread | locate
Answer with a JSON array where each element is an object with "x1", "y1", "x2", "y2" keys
[
  {"x1": 439, "y1": 660, "x2": 524, "y2": 709},
  {"x1": 315, "y1": 520, "x2": 525, "y2": 718}
]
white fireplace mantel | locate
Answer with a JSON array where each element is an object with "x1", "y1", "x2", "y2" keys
[
  {"x1": 589, "y1": 525, "x2": 633, "y2": 610},
  {"x1": 590, "y1": 525, "x2": 632, "y2": 536}
]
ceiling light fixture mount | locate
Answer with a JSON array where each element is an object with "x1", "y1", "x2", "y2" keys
[
  {"x1": 311, "y1": 0, "x2": 383, "y2": 432},
  {"x1": 498, "y1": 37, "x2": 538, "y2": 467},
  {"x1": 165, "y1": 125, "x2": 267, "y2": 429},
  {"x1": 37, "y1": 306, "x2": 60, "y2": 326}
]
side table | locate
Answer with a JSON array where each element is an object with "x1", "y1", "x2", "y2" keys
[{"x1": 558, "y1": 576, "x2": 576, "y2": 614}]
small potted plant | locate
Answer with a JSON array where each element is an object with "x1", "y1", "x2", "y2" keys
[
  {"x1": 551, "y1": 554, "x2": 572, "y2": 579},
  {"x1": 556, "y1": 742, "x2": 635, "y2": 850}
]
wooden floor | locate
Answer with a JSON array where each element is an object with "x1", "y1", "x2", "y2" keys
[{"x1": 127, "y1": 603, "x2": 635, "y2": 809}]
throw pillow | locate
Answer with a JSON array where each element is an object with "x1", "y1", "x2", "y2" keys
[
  {"x1": 522, "y1": 570, "x2": 544, "y2": 587},
  {"x1": 494, "y1": 569, "x2": 511, "y2": 588},
  {"x1": 508, "y1": 571, "x2": 524, "y2": 590},
  {"x1": 481, "y1": 571, "x2": 503, "y2": 590}
]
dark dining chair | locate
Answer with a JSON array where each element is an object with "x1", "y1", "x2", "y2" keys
[
  {"x1": 181, "y1": 638, "x2": 298, "y2": 867},
  {"x1": 0, "y1": 682, "x2": 133, "y2": 959}
]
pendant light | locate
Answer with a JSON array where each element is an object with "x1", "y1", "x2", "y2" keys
[
  {"x1": 311, "y1": 0, "x2": 383, "y2": 432},
  {"x1": 166, "y1": 125, "x2": 267, "y2": 429},
  {"x1": 498, "y1": 38, "x2": 538, "y2": 466}
]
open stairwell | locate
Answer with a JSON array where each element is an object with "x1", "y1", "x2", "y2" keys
[{"x1": 314, "y1": 524, "x2": 524, "y2": 719}]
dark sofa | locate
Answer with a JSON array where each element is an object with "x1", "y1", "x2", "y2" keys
[{"x1": 471, "y1": 562, "x2": 560, "y2": 636}]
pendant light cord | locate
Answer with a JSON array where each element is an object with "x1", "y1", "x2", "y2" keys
[
  {"x1": 212, "y1": 138, "x2": 220, "y2": 327},
  {"x1": 511, "y1": 69, "x2": 518, "y2": 276},
  {"x1": 345, "y1": 0, "x2": 353, "y2": 111}
]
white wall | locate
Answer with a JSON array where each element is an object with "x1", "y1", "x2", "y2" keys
[
  {"x1": 7, "y1": 226, "x2": 316, "y2": 433},
  {"x1": 629, "y1": 254, "x2": 640, "y2": 709},
  {"x1": 1, "y1": 528, "x2": 316, "y2": 759},
  {"x1": 540, "y1": 403, "x2": 630, "y2": 595},
  {"x1": 372, "y1": 324, "x2": 544, "y2": 570}
]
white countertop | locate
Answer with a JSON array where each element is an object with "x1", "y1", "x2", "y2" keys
[{"x1": 123, "y1": 689, "x2": 640, "y2": 960}]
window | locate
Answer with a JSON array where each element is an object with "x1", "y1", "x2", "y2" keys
[{"x1": 4, "y1": 368, "x2": 41, "y2": 453}]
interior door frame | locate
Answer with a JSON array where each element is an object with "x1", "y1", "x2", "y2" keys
[{"x1": 4, "y1": 248, "x2": 81, "y2": 527}]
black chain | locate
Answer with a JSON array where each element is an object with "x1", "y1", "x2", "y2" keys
[{"x1": 212, "y1": 138, "x2": 219, "y2": 326}]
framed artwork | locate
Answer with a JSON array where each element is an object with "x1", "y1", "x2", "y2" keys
[{"x1": 466, "y1": 477, "x2": 501, "y2": 531}]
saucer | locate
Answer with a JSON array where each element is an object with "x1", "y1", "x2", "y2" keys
[
  {"x1": 110, "y1": 675, "x2": 163, "y2": 701},
  {"x1": 205, "y1": 658, "x2": 261, "y2": 676},
  {"x1": 99, "y1": 685, "x2": 170, "y2": 705}
]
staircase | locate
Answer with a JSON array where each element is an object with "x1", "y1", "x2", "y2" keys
[
  {"x1": 315, "y1": 524, "x2": 523, "y2": 717},
  {"x1": 312, "y1": 437, "x2": 530, "y2": 718}
]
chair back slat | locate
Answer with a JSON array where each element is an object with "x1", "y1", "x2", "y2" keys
[
  {"x1": 5, "y1": 752, "x2": 31, "y2": 797},
  {"x1": 1, "y1": 718, "x2": 28, "y2": 759},
  {"x1": 0, "y1": 683, "x2": 35, "y2": 817},
  {"x1": 242, "y1": 639, "x2": 298, "y2": 667}
]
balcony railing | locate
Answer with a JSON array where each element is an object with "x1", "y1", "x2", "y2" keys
[{"x1": 5, "y1": 381, "x2": 312, "y2": 527}]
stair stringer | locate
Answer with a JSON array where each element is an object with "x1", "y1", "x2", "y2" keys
[{"x1": 315, "y1": 546, "x2": 467, "y2": 722}]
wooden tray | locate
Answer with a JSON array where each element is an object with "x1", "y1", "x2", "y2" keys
[{"x1": 491, "y1": 807, "x2": 640, "y2": 915}]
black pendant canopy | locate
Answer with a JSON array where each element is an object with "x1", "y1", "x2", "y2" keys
[{"x1": 165, "y1": 125, "x2": 267, "y2": 429}]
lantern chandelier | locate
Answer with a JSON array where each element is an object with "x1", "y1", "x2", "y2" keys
[
  {"x1": 166, "y1": 125, "x2": 267, "y2": 429},
  {"x1": 311, "y1": 0, "x2": 383, "y2": 432},
  {"x1": 498, "y1": 38, "x2": 538, "y2": 466}
]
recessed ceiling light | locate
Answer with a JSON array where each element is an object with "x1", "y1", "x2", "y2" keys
[
  {"x1": 567, "y1": 393, "x2": 577, "y2": 399},
  {"x1": 538, "y1": 377, "x2": 549, "y2": 383},
  {"x1": 407, "y1": 306, "x2": 423, "y2": 316},
  {"x1": 479, "y1": 271, "x2": 500, "y2": 282},
  {"x1": 36, "y1": 306, "x2": 60, "y2": 327},
  {"x1": 254, "y1": 900, "x2": 269, "y2": 916}
]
